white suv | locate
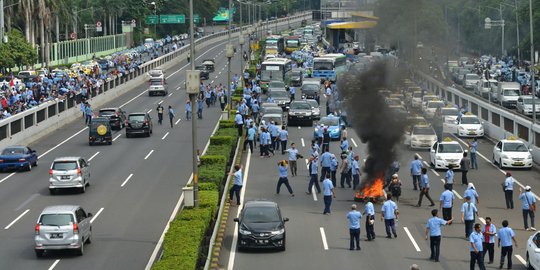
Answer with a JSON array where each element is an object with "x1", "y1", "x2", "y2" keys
[{"x1": 49, "y1": 157, "x2": 90, "y2": 194}]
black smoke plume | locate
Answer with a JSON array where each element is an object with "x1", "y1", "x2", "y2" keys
[{"x1": 337, "y1": 61, "x2": 407, "y2": 190}]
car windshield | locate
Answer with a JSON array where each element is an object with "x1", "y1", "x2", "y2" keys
[
  {"x1": 271, "y1": 91, "x2": 288, "y2": 98},
  {"x1": 313, "y1": 61, "x2": 333, "y2": 70},
  {"x1": 1, "y1": 148, "x2": 25, "y2": 155},
  {"x1": 262, "y1": 116, "x2": 282, "y2": 125},
  {"x1": 428, "y1": 102, "x2": 444, "y2": 109},
  {"x1": 503, "y1": 142, "x2": 529, "y2": 152},
  {"x1": 264, "y1": 108, "x2": 282, "y2": 114},
  {"x1": 461, "y1": 117, "x2": 480, "y2": 124},
  {"x1": 441, "y1": 108, "x2": 458, "y2": 116},
  {"x1": 438, "y1": 144, "x2": 463, "y2": 153},
  {"x1": 129, "y1": 115, "x2": 145, "y2": 122},
  {"x1": 52, "y1": 161, "x2": 78, "y2": 170},
  {"x1": 302, "y1": 84, "x2": 319, "y2": 92},
  {"x1": 99, "y1": 110, "x2": 115, "y2": 116},
  {"x1": 319, "y1": 117, "x2": 339, "y2": 126},
  {"x1": 261, "y1": 70, "x2": 283, "y2": 81},
  {"x1": 413, "y1": 127, "x2": 435, "y2": 135},
  {"x1": 423, "y1": 96, "x2": 437, "y2": 102},
  {"x1": 522, "y1": 98, "x2": 540, "y2": 104},
  {"x1": 286, "y1": 40, "x2": 299, "y2": 47},
  {"x1": 466, "y1": 74, "x2": 480, "y2": 80},
  {"x1": 269, "y1": 81, "x2": 285, "y2": 88},
  {"x1": 150, "y1": 80, "x2": 163, "y2": 86},
  {"x1": 39, "y1": 214, "x2": 74, "y2": 226},
  {"x1": 243, "y1": 207, "x2": 281, "y2": 223},
  {"x1": 292, "y1": 71, "x2": 302, "y2": 77},
  {"x1": 503, "y1": 90, "x2": 520, "y2": 96},
  {"x1": 386, "y1": 99, "x2": 401, "y2": 106},
  {"x1": 149, "y1": 70, "x2": 162, "y2": 77},
  {"x1": 291, "y1": 102, "x2": 311, "y2": 110},
  {"x1": 306, "y1": 100, "x2": 318, "y2": 107},
  {"x1": 413, "y1": 92, "x2": 422, "y2": 98}
]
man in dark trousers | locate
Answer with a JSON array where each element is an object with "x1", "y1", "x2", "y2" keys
[
  {"x1": 439, "y1": 184, "x2": 454, "y2": 221},
  {"x1": 156, "y1": 104, "x2": 164, "y2": 125},
  {"x1": 167, "y1": 105, "x2": 175, "y2": 128},
  {"x1": 416, "y1": 168, "x2": 435, "y2": 207},
  {"x1": 503, "y1": 172, "x2": 515, "y2": 209},
  {"x1": 347, "y1": 204, "x2": 362, "y2": 250},
  {"x1": 469, "y1": 223, "x2": 486, "y2": 270},
  {"x1": 425, "y1": 209, "x2": 452, "y2": 262},
  {"x1": 460, "y1": 152, "x2": 470, "y2": 185}
]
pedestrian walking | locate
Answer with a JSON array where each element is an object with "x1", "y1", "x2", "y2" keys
[
  {"x1": 410, "y1": 155, "x2": 422, "y2": 190},
  {"x1": 340, "y1": 153, "x2": 351, "y2": 188},
  {"x1": 320, "y1": 149, "x2": 332, "y2": 181},
  {"x1": 497, "y1": 220, "x2": 518, "y2": 269},
  {"x1": 185, "y1": 100, "x2": 192, "y2": 120},
  {"x1": 322, "y1": 176, "x2": 335, "y2": 215},
  {"x1": 381, "y1": 194, "x2": 399, "y2": 239},
  {"x1": 469, "y1": 138, "x2": 478, "y2": 169},
  {"x1": 352, "y1": 155, "x2": 361, "y2": 189},
  {"x1": 519, "y1": 186, "x2": 536, "y2": 231},
  {"x1": 439, "y1": 184, "x2": 455, "y2": 221},
  {"x1": 444, "y1": 164, "x2": 454, "y2": 191},
  {"x1": 340, "y1": 137, "x2": 349, "y2": 152},
  {"x1": 307, "y1": 157, "x2": 321, "y2": 194},
  {"x1": 460, "y1": 152, "x2": 471, "y2": 185},
  {"x1": 330, "y1": 154, "x2": 338, "y2": 187},
  {"x1": 481, "y1": 217, "x2": 496, "y2": 264},
  {"x1": 279, "y1": 126, "x2": 288, "y2": 155},
  {"x1": 425, "y1": 209, "x2": 452, "y2": 262},
  {"x1": 364, "y1": 197, "x2": 376, "y2": 241},
  {"x1": 167, "y1": 105, "x2": 175, "y2": 128},
  {"x1": 285, "y1": 143, "x2": 302, "y2": 176},
  {"x1": 388, "y1": 174, "x2": 402, "y2": 202},
  {"x1": 197, "y1": 97, "x2": 203, "y2": 119},
  {"x1": 243, "y1": 124, "x2": 256, "y2": 153},
  {"x1": 84, "y1": 103, "x2": 92, "y2": 124},
  {"x1": 228, "y1": 164, "x2": 243, "y2": 206},
  {"x1": 470, "y1": 223, "x2": 487, "y2": 270},
  {"x1": 347, "y1": 204, "x2": 362, "y2": 250},
  {"x1": 321, "y1": 128, "x2": 330, "y2": 153},
  {"x1": 234, "y1": 112, "x2": 244, "y2": 137},
  {"x1": 503, "y1": 172, "x2": 514, "y2": 209},
  {"x1": 276, "y1": 160, "x2": 294, "y2": 196},
  {"x1": 219, "y1": 91, "x2": 226, "y2": 111},
  {"x1": 156, "y1": 104, "x2": 164, "y2": 125},
  {"x1": 416, "y1": 168, "x2": 435, "y2": 207},
  {"x1": 464, "y1": 183, "x2": 480, "y2": 205},
  {"x1": 461, "y1": 196, "x2": 478, "y2": 238}
]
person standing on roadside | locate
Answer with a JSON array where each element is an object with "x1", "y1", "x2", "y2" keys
[
  {"x1": 464, "y1": 183, "x2": 480, "y2": 205},
  {"x1": 276, "y1": 160, "x2": 294, "y2": 196},
  {"x1": 234, "y1": 111, "x2": 244, "y2": 137},
  {"x1": 167, "y1": 105, "x2": 175, "y2": 128},
  {"x1": 285, "y1": 143, "x2": 302, "y2": 177},
  {"x1": 460, "y1": 152, "x2": 471, "y2": 185},
  {"x1": 381, "y1": 194, "x2": 399, "y2": 239},
  {"x1": 84, "y1": 103, "x2": 92, "y2": 124},
  {"x1": 364, "y1": 197, "x2": 376, "y2": 241},
  {"x1": 497, "y1": 220, "x2": 518, "y2": 269},
  {"x1": 481, "y1": 217, "x2": 496, "y2": 264},
  {"x1": 279, "y1": 126, "x2": 288, "y2": 155},
  {"x1": 444, "y1": 164, "x2": 454, "y2": 191},
  {"x1": 307, "y1": 156, "x2": 321, "y2": 194},
  {"x1": 470, "y1": 223, "x2": 486, "y2": 270},
  {"x1": 347, "y1": 204, "x2": 362, "y2": 250},
  {"x1": 503, "y1": 172, "x2": 514, "y2": 209},
  {"x1": 330, "y1": 154, "x2": 338, "y2": 187},
  {"x1": 410, "y1": 155, "x2": 422, "y2": 190},
  {"x1": 416, "y1": 168, "x2": 435, "y2": 207},
  {"x1": 425, "y1": 209, "x2": 452, "y2": 262},
  {"x1": 243, "y1": 124, "x2": 256, "y2": 153},
  {"x1": 185, "y1": 100, "x2": 192, "y2": 120},
  {"x1": 322, "y1": 176, "x2": 335, "y2": 215},
  {"x1": 439, "y1": 184, "x2": 455, "y2": 221},
  {"x1": 352, "y1": 155, "x2": 361, "y2": 189},
  {"x1": 461, "y1": 196, "x2": 478, "y2": 238},
  {"x1": 469, "y1": 138, "x2": 478, "y2": 170},
  {"x1": 228, "y1": 164, "x2": 243, "y2": 206},
  {"x1": 519, "y1": 185, "x2": 536, "y2": 231},
  {"x1": 340, "y1": 153, "x2": 351, "y2": 188},
  {"x1": 156, "y1": 104, "x2": 164, "y2": 125}
]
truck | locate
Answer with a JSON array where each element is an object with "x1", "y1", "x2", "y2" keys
[{"x1": 497, "y1": 82, "x2": 521, "y2": 108}]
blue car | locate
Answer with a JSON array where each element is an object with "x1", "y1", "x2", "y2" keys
[
  {"x1": 313, "y1": 114, "x2": 344, "y2": 141},
  {"x1": 0, "y1": 146, "x2": 38, "y2": 171}
]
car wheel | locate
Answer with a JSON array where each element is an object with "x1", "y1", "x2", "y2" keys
[
  {"x1": 89, "y1": 142, "x2": 94, "y2": 146},
  {"x1": 499, "y1": 159, "x2": 503, "y2": 169},
  {"x1": 76, "y1": 241, "x2": 84, "y2": 256},
  {"x1": 80, "y1": 184, "x2": 86, "y2": 193},
  {"x1": 27, "y1": 163, "x2": 32, "y2": 171},
  {"x1": 49, "y1": 189, "x2": 55, "y2": 195},
  {"x1": 35, "y1": 250, "x2": 44, "y2": 258},
  {"x1": 34, "y1": 159, "x2": 38, "y2": 166},
  {"x1": 308, "y1": 120, "x2": 313, "y2": 127},
  {"x1": 492, "y1": 155, "x2": 496, "y2": 164},
  {"x1": 280, "y1": 237, "x2": 286, "y2": 251},
  {"x1": 150, "y1": 128, "x2": 153, "y2": 134},
  {"x1": 527, "y1": 252, "x2": 534, "y2": 270},
  {"x1": 126, "y1": 133, "x2": 131, "y2": 138}
]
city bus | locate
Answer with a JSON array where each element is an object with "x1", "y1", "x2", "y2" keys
[
  {"x1": 312, "y1": 53, "x2": 347, "y2": 82},
  {"x1": 284, "y1": 36, "x2": 301, "y2": 54},
  {"x1": 265, "y1": 35, "x2": 285, "y2": 55},
  {"x1": 260, "y1": 58, "x2": 292, "y2": 90}
]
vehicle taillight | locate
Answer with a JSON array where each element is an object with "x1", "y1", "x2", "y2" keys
[
  {"x1": 73, "y1": 223, "x2": 79, "y2": 234},
  {"x1": 35, "y1": 224, "x2": 40, "y2": 235},
  {"x1": 0, "y1": 159, "x2": 4, "y2": 163},
  {"x1": 125, "y1": 120, "x2": 129, "y2": 125},
  {"x1": 77, "y1": 168, "x2": 82, "y2": 176},
  {"x1": 19, "y1": 159, "x2": 26, "y2": 162},
  {"x1": 49, "y1": 169, "x2": 53, "y2": 176},
  {"x1": 144, "y1": 119, "x2": 149, "y2": 125}
]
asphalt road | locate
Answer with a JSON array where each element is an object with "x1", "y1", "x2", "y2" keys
[{"x1": 222, "y1": 89, "x2": 540, "y2": 270}]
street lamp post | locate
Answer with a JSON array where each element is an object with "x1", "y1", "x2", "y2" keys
[
  {"x1": 188, "y1": 0, "x2": 199, "y2": 207},
  {"x1": 226, "y1": 0, "x2": 234, "y2": 116},
  {"x1": 530, "y1": 0, "x2": 536, "y2": 125},
  {"x1": 484, "y1": 4, "x2": 505, "y2": 56},
  {"x1": 239, "y1": 0, "x2": 245, "y2": 88}
]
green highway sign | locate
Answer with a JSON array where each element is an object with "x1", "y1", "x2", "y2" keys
[
  {"x1": 160, "y1": 14, "x2": 185, "y2": 24},
  {"x1": 146, "y1": 15, "x2": 158, "y2": 25},
  {"x1": 194, "y1": 14, "x2": 201, "y2": 24}
]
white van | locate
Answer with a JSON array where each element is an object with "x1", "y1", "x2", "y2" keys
[
  {"x1": 144, "y1": 38, "x2": 155, "y2": 49},
  {"x1": 497, "y1": 82, "x2": 521, "y2": 108}
]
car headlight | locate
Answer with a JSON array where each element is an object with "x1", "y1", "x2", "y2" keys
[
  {"x1": 412, "y1": 137, "x2": 418, "y2": 141},
  {"x1": 479, "y1": 126, "x2": 484, "y2": 130},
  {"x1": 271, "y1": 228, "x2": 285, "y2": 235},
  {"x1": 528, "y1": 154, "x2": 533, "y2": 159},
  {"x1": 436, "y1": 156, "x2": 443, "y2": 160},
  {"x1": 459, "y1": 126, "x2": 465, "y2": 130},
  {"x1": 239, "y1": 228, "x2": 252, "y2": 235},
  {"x1": 501, "y1": 154, "x2": 508, "y2": 159}
]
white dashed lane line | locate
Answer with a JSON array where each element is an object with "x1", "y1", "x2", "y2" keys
[
  {"x1": 319, "y1": 227, "x2": 329, "y2": 250},
  {"x1": 121, "y1": 174, "x2": 134, "y2": 187},
  {"x1": 47, "y1": 260, "x2": 60, "y2": 270},
  {"x1": 162, "y1": 132, "x2": 170, "y2": 140},
  {"x1": 144, "y1": 150, "x2": 154, "y2": 160},
  {"x1": 4, "y1": 209, "x2": 29, "y2": 230},
  {"x1": 90, "y1": 207, "x2": 104, "y2": 223},
  {"x1": 175, "y1": 118, "x2": 182, "y2": 125},
  {"x1": 403, "y1": 227, "x2": 421, "y2": 252},
  {"x1": 301, "y1": 138, "x2": 305, "y2": 147},
  {"x1": 147, "y1": 109, "x2": 153, "y2": 114},
  {"x1": 88, "y1": 152, "x2": 100, "y2": 161},
  {"x1": 351, "y1": 138, "x2": 358, "y2": 147},
  {"x1": 113, "y1": 134, "x2": 122, "y2": 142},
  {"x1": 0, "y1": 173, "x2": 16, "y2": 184}
]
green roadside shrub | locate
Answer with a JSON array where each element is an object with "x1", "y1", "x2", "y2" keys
[
  {"x1": 200, "y1": 155, "x2": 227, "y2": 166},
  {"x1": 214, "y1": 128, "x2": 237, "y2": 137},
  {"x1": 206, "y1": 144, "x2": 233, "y2": 157},
  {"x1": 219, "y1": 120, "x2": 235, "y2": 128},
  {"x1": 210, "y1": 135, "x2": 234, "y2": 146}
]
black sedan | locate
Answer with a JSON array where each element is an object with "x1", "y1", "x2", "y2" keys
[
  {"x1": 98, "y1": 108, "x2": 126, "y2": 130},
  {"x1": 234, "y1": 200, "x2": 288, "y2": 251}
]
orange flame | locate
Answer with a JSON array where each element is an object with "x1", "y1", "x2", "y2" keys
[{"x1": 355, "y1": 177, "x2": 385, "y2": 200}]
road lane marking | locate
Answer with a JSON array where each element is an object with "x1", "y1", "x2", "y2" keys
[
  {"x1": 175, "y1": 118, "x2": 182, "y2": 125},
  {"x1": 38, "y1": 127, "x2": 88, "y2": 158},
  {"x1": 351, "y1": 138, "x2": 358, "y2": 147},
  {"x1": 119, "y1": 89, "x2": 148, "y2": 108},
  {"x1": 422, "y1": 161, "x2": 430, "y2": 167},
  {"x1": 305, "y1": 159, "x2": 309, "y2": 169},
  {"x1": 415, "y1": 153, "x2": 422, "y2": 160},
  {"x1": 312, "y1": 186, "x2": 318, "y2": 201},
  {"x1": 4, "y1": 209, "x2": 29, "y2": 230},
  {"x1": 515, "y1": 255, "x2": 527, "y2": 265},
  {"x1": 147, "y1": 109, "x2": 153, "y2": 113},
  {"x1": 218, "y1": 71, "x2": 222, "y2": 75},
  {"x1": 301, "y1": 138, "x2": 305, "y2": 147},
  {"x1": 88, "y1": 152, "x2": 100, "y2": 161},
  {"x1": 403, "y1": 227, "x2": 421, "y2": 252},
  {"x1": 144, "y1": 150, "x2": 154, "y2": 160},
  {"x1": 121, "y1": 174, "x2": 134, "y2": 187},
  {"x1": 478, "y1": 217, "x2": 486, "y2": 224},
  {"x1": 48, "y1": 260, "x2": 60, "y2": 270},
  {"x1": 162, "y1": 132, "x2": 170, "y2": 140},
  {"x1": 210, "y1": 80, "x2": 214, "y2": 84},
  {"x1": 168, "y1": 92, "x2": 173, "y2": 97},
  {"x1": 158, "y1": 100, "x2": 163, "y2": 105},
  {"x1": 165, "y1": 41, "x2": 227, "y2": 80},
  {"x1": 432, "y1": 170, "x2": 440, "y2": 176},
  {"x1": 15, "y1": 194, "x2": 39, "y2": 211},
  {"x1": 113, "y1": 134, "x2": 122, "y2": 141},
  {"x1": 0, "y1": 173, "x2": 16, "y2": 184},
  {"x1": 176, "y1": 86, "x2": 181, "y2": 90},
  {"x1": 319, "y1": 227, "x2": 329, "y2": 250},
  {"x1": 90, "y1": 207, "x2": 104, "y2": 223}
]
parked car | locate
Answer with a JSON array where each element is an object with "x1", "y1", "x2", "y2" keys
[
  {"x1": 126, "y1": 112, "x2": 153, "y2": 138},
  {"x1": 516, "y1": 95, "x2": 540, "y2": 116},
  {"x1": 34, "y1": 205, "x2": 93, "y2": 257},
  {"x1": 0, "y1": 146, "x2": 38, "y2": 171},
  {"x1": 49, "y1": 157, "x2": 91, "y2": 194},
  {"x1": 493, "y1": 138, "x2": 533, "y2": 169},
  {"x1": 98, "y1": 108, "x2": 126, "y2": 130},
  {"x1": 526, "y1": 231, "x2": 540, "y2": 269},
  {"x1": 234, "y1": 200, "x2": 288, "y2": 251}
]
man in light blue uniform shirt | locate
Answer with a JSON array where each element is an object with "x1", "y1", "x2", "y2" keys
[
  {"x1": 461, "y1": 196, "x2": 478, "y2": 238},
  {"x1": 444, "y1": 165, "x2": 454, "y2": 191},
  {"x1": 279, "y1": 127, "x2": 288, "y2": 155},
  {"x1": 504, "y1": 172, "x2": 514, "y2": 209},
  {"x1": 439, "y1": 184, "x2": 454, "y2": 221},
  {"x1": 243, "y1": 124, "x2": 256, "y2": 153},
  {"x1": 381, "y1": 194, "x2": 398, "y2": 238},
  {"x1": 469, "y1": 138, "x2": 478, "y2": 169},
  {"x1": 497, "y1": 220, "x2": 518, "y2": 269},
  {"x1": 519, "y1": 185, "x2": 536, "y2": 230},
  {"x1": 347, "y1": 204, "x2": 362, "y2": 250},
  {"x1": 228, "y1": 165, "x2": 243, "y2": 205},
  {"x1": 340, "y1": 137, "x2": 349, "y2": 152},
  {"x1": 470, "y1": 223, "x2": 486, "y2": 270},
  {"x1": 351, "y1": 155, "x2": 361, "y2": 190},
  {"x1": 285, "y1": 143, "x2": 301, "y2": 176},
  {"x1": 307, "y1": 157, "x2": 321, "y2": 194},
  {"x1": 319, "y1": 150, "x2": 332, "y2": 181},
  {"x1": 363, "y1": 198, "x2": 376, "y2": 241},
  {"x1": 234, "y1": 112, "x2": 244, "y2": 137},
  {"x1": 417, "y1": 168, "x2": 435, "y2": 207},
  {"x1": 322, "y1": 177, "x2": 335, "y2": 215},
  {"x1": 276, "y1": 160, "x2": 294, "y2": 196},
  {"x1": 410, "y1": 155, "x2": 422, "y2": 190},
  {"x1": 464, "y1": 183, "x2": 480, "y2": 205},
  {"x1": 425, "y1": 209, "x2": 452, "y2": 262}
]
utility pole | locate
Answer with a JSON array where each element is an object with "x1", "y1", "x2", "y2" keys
[
  {"x1": 0, "y1": 0, "x2": 4, "y2": 45},
  {"x1": 226, "y1": 0, "x2": 234, "y2": 116},
  {"x1": 239, "y1": 1, "x2": 244, "y2": 88},
  {"x1": 189, "y1": 0, "x2": 199, "y2": 207},
  {"x1": 530, "y1": 0, "x2": 536, "y2": 128}
]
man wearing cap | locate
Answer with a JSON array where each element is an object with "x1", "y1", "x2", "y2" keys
[
  {"x1": 503, "y1": 172, "x2": 514, "y2": 209},
  {"x1": 461, "y1": 196, "x2": 478, "y2": 238},
  {"x1": 234, "y1": 111, "x2": 244, "y2": 137},
  {"x1": 347, "y1": 204, "x2": 362, "y2": 250},
  {"x1": 519, "y1": 186, "x2": 536, "y2": 231},
  {"x1": 425, "y1": 209, "x2": 452, "y2": 262}
]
